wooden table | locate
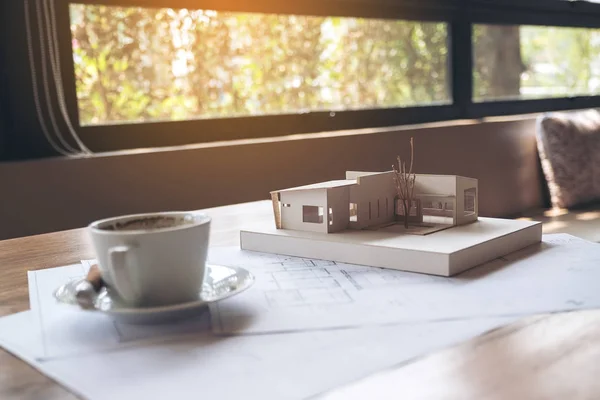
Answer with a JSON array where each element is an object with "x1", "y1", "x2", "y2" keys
[
  {"x1": 2, "y1": 200, "x2": 600, "y2": 399},
  {"x1": 323, "y1": 309, "x2": 600, "y2": 399}
]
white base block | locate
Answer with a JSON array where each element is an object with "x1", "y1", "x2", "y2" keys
[{"x1": 240, "y1": 218, "x2": 542, "y2": 277}]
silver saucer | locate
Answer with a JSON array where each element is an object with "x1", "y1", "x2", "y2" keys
[{"x1": 53, "y1": 264, "x2": 254, "y2": 324}]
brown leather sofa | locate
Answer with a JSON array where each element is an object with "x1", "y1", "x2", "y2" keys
[{"x1": 0, "y1": 114, "x2": 595, "y2": 241}]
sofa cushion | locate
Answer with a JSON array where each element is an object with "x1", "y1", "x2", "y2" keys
[{"x1": 536, "y1": 110, "x2": 600, "y2": 209}]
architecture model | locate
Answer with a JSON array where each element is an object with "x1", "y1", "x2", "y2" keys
[
  {"x1": 242, "y1": 139, "x2": 542, "y2": 277},
  {"x1": 270, "y1": 138, "x2": 477, "y2": 236},
  {"x1": 270, "y1": 172, "x2": 478, "y2": 236}
]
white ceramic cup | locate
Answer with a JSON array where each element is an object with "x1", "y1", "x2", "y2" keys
[{"x1": 88, "y1": 211, "x2": 211, "y2": 307}]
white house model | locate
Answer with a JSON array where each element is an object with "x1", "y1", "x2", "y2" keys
[
  {"x1": 270, "y1": 171, "x2": 478, "y2": 235},
  {"x1": 242, "y1": 170, "x2": 539, "y2": 276}
]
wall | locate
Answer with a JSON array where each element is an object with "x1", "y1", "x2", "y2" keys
[
  {"x1": 349, "y1": 172, "x2": 396, "y2": 229},
  {"x1": 326, "y1": 186, "x2": 351, "y2": 233},
  {"x1": 414, "y1": 175, "x2": 457, "y2": 196},
  {"x1": 0, "y1": 116, "x2": 544, "y2": 240},
  {"x1": 280, "y1": 189, "x2": 328, "y2": 233}
]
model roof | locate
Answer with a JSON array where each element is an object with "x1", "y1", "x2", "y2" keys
[{"x1": 272, "y1": 179, "x2": 357, "y2": 193}]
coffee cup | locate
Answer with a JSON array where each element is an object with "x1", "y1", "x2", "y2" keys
[{"x1": 88, "y1": 211, "x2": 211, "y2": 307}]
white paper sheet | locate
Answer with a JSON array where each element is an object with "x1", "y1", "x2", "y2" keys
[
  {"x1": 0, "y1": 312, "x2": 39, "y2": 361},
  {"x1": 0, "y1": 310, "x2": 512, "y2": 400},
  {"x1": 27, "y1": 262, "x2": 210, "y2": 360},
  {"x1": 27, "y1": 234, "x2": 600, "y2": 343},
  {"x1": 207, "y1": 234, "x2": 600, "y2": 334}
]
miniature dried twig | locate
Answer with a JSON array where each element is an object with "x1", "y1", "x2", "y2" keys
[{"x1": 392, "y1": 138, "x2": 416, "y2": 228}]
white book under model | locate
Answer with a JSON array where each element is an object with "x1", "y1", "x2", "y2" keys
[
  {"x1": 240, "y1": 218, "x2": 541, "y2": 277},
  {"x1": 241, "y1": 171, "x2": 542, "y2": 277}
]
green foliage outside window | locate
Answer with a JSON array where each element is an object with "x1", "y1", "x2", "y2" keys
[
  {"x1": 70, "y1": 5, "x2": 449, "y2": 125},
  {"x1": 70, "y1": 5, "x2": 600, "y2": 126}
]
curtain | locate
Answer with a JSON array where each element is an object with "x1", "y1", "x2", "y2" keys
[
  {"x1": 0, "y1": 2, "x2": 9, "y2": 160},
  {"x1": 0, "y1": 1, "x2": 91, "y2": 160}
]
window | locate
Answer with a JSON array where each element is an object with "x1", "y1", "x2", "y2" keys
[
  {"x1": 474, "y1": 24, "x2": 600, "y2": 101},
  {"x1": 303, "y1": 206, "x2": 324, "y2": 224},
  {"x1": 349, "y1": 203, "x2": 358, "y2": 222},
  {"x1": 70, "y1": 5, "x2": 449, "y2": 126},
  {"x1": 11, "y1": 0, "x2": 600, "y2": 155},
  {"x1": 464, "y1": 188, "x2": 476, "y2": 216}
]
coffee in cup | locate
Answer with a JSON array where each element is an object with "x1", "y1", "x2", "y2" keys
[{"x1": 88, "y1": 211, "x2": 211, "y2": 307}]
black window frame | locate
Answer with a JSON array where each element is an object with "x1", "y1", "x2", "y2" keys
[{"x1": 52, "y1": 0, "x2": 600, "y2": 151}]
